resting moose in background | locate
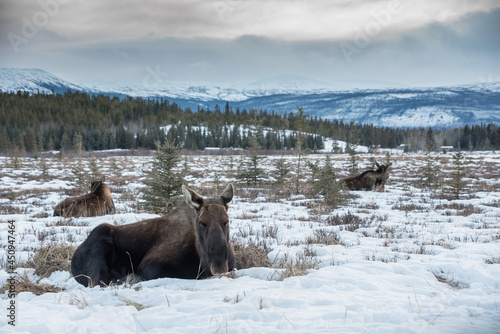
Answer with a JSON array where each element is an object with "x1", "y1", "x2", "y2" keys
[
  {"x1": 340, "y1": 162, "x2": 392, "y2": 191},
  {"x1": 54, "y1": 176, "x2": 115, "y2": 218},
  {"x1": 71, "y1": 184, "x2": 235, "y2": 287}
]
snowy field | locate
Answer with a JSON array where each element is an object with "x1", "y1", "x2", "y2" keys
[{"x1": 1, "y1": 152, "x2": 499, "y2": 333}]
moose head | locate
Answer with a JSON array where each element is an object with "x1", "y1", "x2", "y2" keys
[{"x1": 182, "y1": 184, "x2": 234, "y2": 275}]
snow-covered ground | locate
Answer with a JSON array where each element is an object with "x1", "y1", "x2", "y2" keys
[{"x1": 0, "y1": 152, "x2": 499, "y2": 333}]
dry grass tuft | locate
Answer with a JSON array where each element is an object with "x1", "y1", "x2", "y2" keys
[
  {"x1": 306, "y1": 229, "x2": 340, "y2": 245},
  {"x1": 484, "y1": 257, "x2": 500, "y2": 264},
  {"x1": 0, "y1": 271, "x2": 63, "y2": 296},
  {"x1": 432, "y1": 271, "x2": 469, "y2": 290},
  {"x1": 232, "y1": 240, "x2": 272, "y2": 269},
  {"x1": 274, "y1": 253, "x2": 319, "y2": 280},
  {"x1": 436, "y1": 203, "x2": 484, "y2": 216},
  {"x1": 19, "y1": 243, "x2": 75, "y2": 279}
]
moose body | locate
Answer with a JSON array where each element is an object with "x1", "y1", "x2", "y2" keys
[
  {"x1": 54, "y1": 176, "x2": 115, "y2": 218},
  {"x1": 71, "y1": 184, "x2": 235, "y2": 287},
  {"x1": 341, "y1": 163, "x2": 392, "y2": 191}
]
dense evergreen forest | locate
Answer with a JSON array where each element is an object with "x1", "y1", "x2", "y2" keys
[{"x1": 0, "y1": 90, "x2": 499, "y2": 154}]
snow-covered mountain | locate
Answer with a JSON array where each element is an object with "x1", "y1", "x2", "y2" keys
[
  {"x1": 1, "y1": 68, "x2": 499, "y2": 128},
  {"x1": 0, "y1": 68, "x2": 84, "y2": 95},
  {"x1": 78, "y1": 74, "x2": 342, "y2": 102}
]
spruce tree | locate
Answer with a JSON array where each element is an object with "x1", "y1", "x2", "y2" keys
[
  {"x1": 422, "y1": 152, "x2": 438, "y2": 189},
  {"x1": 425, "y1": 128, "x2": 437, "y2": 152},
  {"x1": 347, "y1": 123, "x2": 360, "y2": 174},
  {"x1": 311, "y1": 155, "x2": 344, "y2": 207},
  {"x1": 11, "y1": 146, "x2": 21, "y2": 169},
  {"x1": 237, "y1": 135, "x2": 264, "y2": 185},
  {"x1": 70, "y1": 132, "x2": 87, "y2": 192},
  {"x1": 142, "y1": 140, "x2": 186, "y2": 214},
  {"x1": 40, "y1": 155, "x2": 48, "y2": 179},
  {"x1": 348, "y1": 147, "x2": 359, "y2": 174},
  {"x1": 447, "y1": 143, "x2": 467, "y2": 199},
  {"x1": 89, "y1": 156, "x2": 100, "y2": 179},
  {"x1": 294, "y1": 106, "x2": 308, "y2": 194},
  {"x1": 273, "y1": 156, "x2": 291, "y2": 186},
  {"x1": 110, "y1": 157, "x2": 121, "y2": 175}
]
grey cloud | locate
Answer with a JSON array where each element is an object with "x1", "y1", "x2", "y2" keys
[{"x1": 0, "y1": 1, "x2": 499, "y2": 87}]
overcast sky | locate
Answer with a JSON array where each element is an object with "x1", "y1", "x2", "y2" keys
[{"x1": 1, "y1": 0, "x2": 499, "y2": 87}]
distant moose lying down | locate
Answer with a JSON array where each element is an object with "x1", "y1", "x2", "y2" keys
[
  {"x1": 54, "y1": 176, "x2": 115, "y2": 218},
  {"x1": 340, "y1": 162, "x2": 392, "y2": 191},
  {"x1": 71, "y1": 184, "x2": 235, "y2": 287}
]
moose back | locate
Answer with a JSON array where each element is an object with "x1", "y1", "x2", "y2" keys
[{"x1": 54, "y1": 176, "x2": 115, "y2": 218}]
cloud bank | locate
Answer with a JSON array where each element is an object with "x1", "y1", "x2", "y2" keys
[{"x1": 1, "y1": 0, "x2": 499, "y2": 87}]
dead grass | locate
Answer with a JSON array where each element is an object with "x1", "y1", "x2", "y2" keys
[
  {"x1": 392, "y1": 203, "x2": 427, "y2": 212},
  {"x1": 484, "y1": 257, "x2": 500, "y2": 264},
  {"x1": 232, "y1": 239, "x2": 272, "y2": 269},
  {"x1": 435, "y1": 203, "x2": 484, "y2": 216},
  {"x1": 322, "y1": 212, "x2": 369, "y2": 232},
  {"x1": 0, "y1": 271, "x2": 63, "y2": 296},
  {"x1": 432, "y1": 271, "x2": 469, "y2": 290},
  {"x1": 324, "y1": 212, "x2": 367, "y2": 226},
  {"x1": 484, "y1": 200, "x2": 500, "y2": 208},
  {"x1": 119, "y1": 297, "x2": 148, "y2": 311},
  {"x1": 0, "y1": 203, "x2": 23, "y2": 214},
  {"x1": 274, "y1": 253, "x2": 319, "y2": 280},
  {"x1": 18, "y1": 243, "x2": 75, "y2": 279},
  {"x1": 306, "y1": 229, "x2": 340, "y2": 245}
]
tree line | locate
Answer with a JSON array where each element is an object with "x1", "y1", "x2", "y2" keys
[{"x1": 0, "y1": 90, "x2": 499, "y2": 154}]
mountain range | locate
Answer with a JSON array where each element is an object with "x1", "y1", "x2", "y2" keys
[{"x1": 1, "y1": 68, "x2": 499, "y2": 128}]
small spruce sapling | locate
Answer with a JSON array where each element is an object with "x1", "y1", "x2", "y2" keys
[{"x1": 142, "y1": 140, "x2": 186, "y2": 214}]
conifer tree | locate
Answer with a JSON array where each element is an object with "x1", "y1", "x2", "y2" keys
[
  {"x1": 213, "y1": 171, "x2": 222, "y2": 194},
  {"x1": 142, "y1": 140, "x2": 186, "y2": 214},
  {"x1": 311, "y1": 155, "x2": 344, "y2": 207},
  {"x1": 237, "y1": 135, "x2": 264, "y2": 185},
  {"x1": 110, "y1": 157, "x2": 121, "y2": 175},
  {"x1": 422, "y1": 152, "x2": 439, "y2": 189},
  {"x1": 294, "y1": 106, "x2": 308, "y2": 194},
  {"x1": 40, "y1": 155, "x2": 49, "y2": 179},
  {"x1": 425, "y1": 128, "x2": 437, "y2": 152},
  {"x1": 273, "y1": 156, "x2": 291, "y2": 186},
  {"x1": 89, "y1": 156, "x2": 100, "y2": 179},
  {"x1": 385, "y1": 152, "x2": 391, "y2": 165},
  {"x1": 70, "y1": 132, "x2": 87, "y2": 192},
  {"x1": 447, "y1": 143, "x2": 467, "y2": 199},
  {"x1": 348, "y1": 147, "x2": 359, "y2": 175},
  {"x1": 11, "y1": 146, "x2": 20, "y2": 169},
  {"x1": 347, "y1": 123, "x2": 359, "y2": 174}
]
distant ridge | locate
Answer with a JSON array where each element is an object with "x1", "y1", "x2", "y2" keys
[
  {"x1": 0, "y1": 68, "x2": 84, "y2": 95},
  {"x1": 1, "y1": 68, "x2": 499, "y2": 128}
]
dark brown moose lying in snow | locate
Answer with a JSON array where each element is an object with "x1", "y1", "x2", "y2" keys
[
  {"x1": 71, "y1": 184, "x2": 235, "y2": 287},
  {"x1": 340, "y1": 162, "x2": 392, "y2": 191},
  {"x1": 54, "y1": 176, "x2": 115, "y2": 218}
]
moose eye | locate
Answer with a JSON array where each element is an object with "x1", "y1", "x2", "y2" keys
[{"x1": 199, "y1": 221, "x2": 207, "y2": 228}]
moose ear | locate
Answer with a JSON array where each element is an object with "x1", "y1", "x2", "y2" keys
[
  {"x1": 182, "y1": 185, "x2": 204, "y2": 210},
  {"x1": 220, "y1": 184, "x2": 234, "y2": 207},
  {"x1": 100, "y1": 175, "x2": 105, "y2": 183},
  {"x1": 375, "y1": 161, "x2": 381, "y2": 168}
]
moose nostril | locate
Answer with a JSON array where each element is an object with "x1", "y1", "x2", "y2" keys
[{"x1": 210, "y1": 262, "x2": 229, "y2": 275}]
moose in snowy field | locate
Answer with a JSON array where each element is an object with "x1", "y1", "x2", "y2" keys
[
  {"x1": 340, "y1": 162, "x2": 392, "y2": 191},
  {"x1": 53, "y1": 176, "x2": 115, "y2": 218},
  {"x1": 71, "y1": 184, "x2": 235, "y2": 287}
]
